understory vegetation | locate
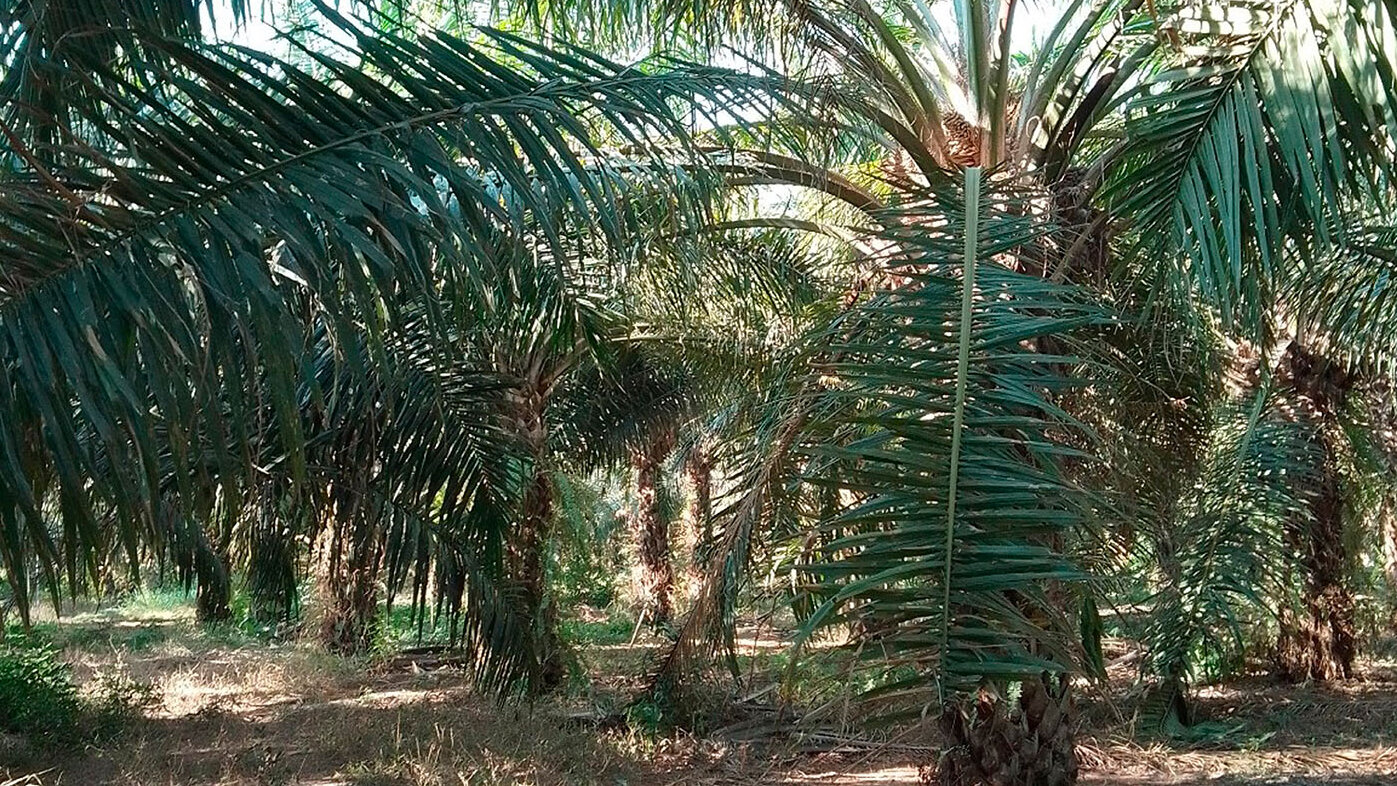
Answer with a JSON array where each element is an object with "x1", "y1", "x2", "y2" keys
[{"x1": 7, "y1": 0, "x2": 1397, "y2": 783}]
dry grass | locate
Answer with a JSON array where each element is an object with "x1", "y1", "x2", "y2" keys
[
  {"x1": 1067, "y1": 639, "x2": 1397, "y2": 785},
  {"x1": 6, "y1": 615, "x2": 1397, "y2": 785},
  {"x1": 9, "y1": 642, "x2": 651, "y2": 785},
  {"x1": 3, "y1": 605, "x2": 654, "y2": 786}
]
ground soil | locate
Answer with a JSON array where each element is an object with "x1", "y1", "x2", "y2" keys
[{"x1": 4, "y1": 610, "x2": 1397, "y2": 785}]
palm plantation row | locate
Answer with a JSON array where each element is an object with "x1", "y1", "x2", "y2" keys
[{"x1": 5, "y1": 0, "x2": 1397, "y2": 783}]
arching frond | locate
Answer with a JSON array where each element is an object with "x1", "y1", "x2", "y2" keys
[
  {"x1": 1141, "y1": 389, "x2": 1322, "y2": 681},
  {"x1": 797, "y1": 171, "x2": 1107, "y2": 714},
  {"x1": 1103, "y1": 0, "x2": 1397, "y2": 335},
  {"x1": 0, "y1": 8, "x2": 778, "y2": 623}
]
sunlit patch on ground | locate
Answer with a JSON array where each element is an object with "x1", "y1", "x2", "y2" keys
[{"x1": 7, "y1": 614, "x2": 1397, "y2": 785}]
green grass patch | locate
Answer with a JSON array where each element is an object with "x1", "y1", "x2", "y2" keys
[{"x1": 560, "y1": 615, "x2": 635, "y2": 647}]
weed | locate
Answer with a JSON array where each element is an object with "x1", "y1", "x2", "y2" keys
[
  {"x1": 560, "y1": 616, "x2": 635, "y2": 647},
  {"x1": 119, "y1": 585, "x2": 195, "y2": 616},
  {"x1": 0, "y1": 641, "x2": 162, "y2": 747},
  {"x1": 0, "y1": 646, "x2": 80, "y2": 740},
  {"x1": 86, "y1": 674, "x2": 163, "y2": 739}
]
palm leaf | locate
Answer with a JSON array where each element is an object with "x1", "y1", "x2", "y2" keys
[
  {"x1": 1142, "y1": 386, "x2": 1324, "y2": 681},
  {"x1": 1103, "y1": 0, "x2": 1397, "y2": 334},
  {"x1": 795, "y1": 170, "x2": 1107, "y2": 713},
  {"x1": 0, "y1": 9, "x2": 777, "y2": 622}
]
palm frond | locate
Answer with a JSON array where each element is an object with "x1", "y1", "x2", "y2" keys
[
  {"x1": 0, "y1": 8, "x2": 778, "y2": 622},
  {"x1": 1103, "y1": 0, "x2": 1397, "y2": 334},
  {"x1": 1141, "y1": 387, "x2": 1323, "y2": 681},
  {"x1": 1285, "y1": 223, "x2": 1397, "y2": 374},
  {"x1": 794, "y1": 171, "x2": 1107, "y2": 713}
]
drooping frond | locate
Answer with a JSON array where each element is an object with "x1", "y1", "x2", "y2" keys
[
  {"x1": 791, "y1": 170, "x2": 1108, "y2": 713},
  {"x1": 1141, "y1": 389, "x2": 1323, "y2": 681},
  {"x1": 1103, "y1": 0, "x2": 1397, "y2": 335},
  {"x1": 1284, "y1": 223, "x2": 1397, "y2": 374},
  {"x1": 0, "y1": 0, "x2": 243, "y2": 141},
  {"x1": 0, "y1": 8, "x2": 778, "y2": 619}
]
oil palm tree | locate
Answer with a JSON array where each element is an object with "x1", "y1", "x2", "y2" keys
[
  {"x1": 0, "y1": 3, "x2": 781, "y2": 684},
  {"x1": 8, "y1": 4, "x2": 1397, "y2": 779},
  {"x1": 555, "y1": 350, "x2": 688, "y2": 628},
  {"x1": 505, "y1": 215, "x2": 829, "y2": 650},
  {"x1": 568, "y1": 0, "x2": 1397, "y2": 781}
]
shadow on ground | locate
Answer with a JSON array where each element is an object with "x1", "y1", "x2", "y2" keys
[{"x1": 5, "y1": 615, "x2": 1397, "y2": 785}]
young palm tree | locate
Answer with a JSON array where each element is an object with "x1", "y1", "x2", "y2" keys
[{"x1": 553, "y1": 352, "x2": 690, "y2": 628}]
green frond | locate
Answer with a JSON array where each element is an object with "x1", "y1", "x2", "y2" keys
[
  {"x1": 1141, "y1": 388, "x2": 1324, "y2": 680},
  {"x1": 795, "y1": 170, "x2": 1109, "y2": 712},
  {"x1": 1104, "y1": 0, "x2": 1397, "y2": 336},
  {"x1": 0, "y1": 7, "x2": 777, "y2": 634},
  {"x1": 1285, "y1": 223, "x2": 1397, "y2": 374}
]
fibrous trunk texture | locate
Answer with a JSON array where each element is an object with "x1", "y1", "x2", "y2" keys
[
  {"x1": 633, "y1": 430, "x2": 675, "y2": 627},
  {"x1": 318, "y1": 427, "x2": 385, "y2": 655},
  {"x1": 248, "y1": 505, "x2": 299, "y2": 625},
  {"x1": 504, "y1": 385, "x2": 564, "y2": 691},
  {"x1": 926, "y1": 675, "x2": 1079, "y2": 786},
  {"x1": 684, "y1": 443, "x2": 713, "y2": 590},
  {"x1": 1363, "y1": 384, "x2": 1397, "y2": 628},
  {"x1": 1385, "y1": 514, "x2": 1397, "y2": 628},
  {"x1": 1275, "y1": 342, "x2": 1357, "y2": 682},
  {"x1": 1276, "y1": 439, "x2": 1357, "y2": 680},
  {"x1": 318, "y1": 506, "x2": 384, "y2": 655},
  {"x1": 193, "y1": 534, "x2": 231, "y2": 623}
]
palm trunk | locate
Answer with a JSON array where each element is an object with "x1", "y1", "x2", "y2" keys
[
  {"x1": 1367, "y1": 387, "x2": 1397, "y2": 628},
  {"x1": 1385, "y1": 514, "x2": 1397, "y2": 628},
  {"x1": 1275, "y1": 342, "x2": 1357, "y2": 681},
  {"x1": 248, "y1": 506, "x2": 298, "y2": 625},
  {"x1": 933, "y1": 675, "x2": 1078, "y2": 786},
  {"x1": 318, "y1": 427, "x2": 386, "y2": 655},
  {"x1": 1276, "y1": 441, "x2": 1357, "y2": 680},
  {"x1": 683, "y1": 443, "x2": 713, "y2": 592},
  {"x1": 193, "y1": 535, "x2": 232, "y2": 624},
  {"x1": 318, "y1": 504, "x2": 384, "y2": 655},
  {"x1": 633, "y1": 431, "x2": 675, "y2": 627},
  {"x1": 504, "y1": 386, "x2": 565, "y2": 691},
  {"x1": 510, "y1": 465, "x2": 565, "y2": 689}
]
